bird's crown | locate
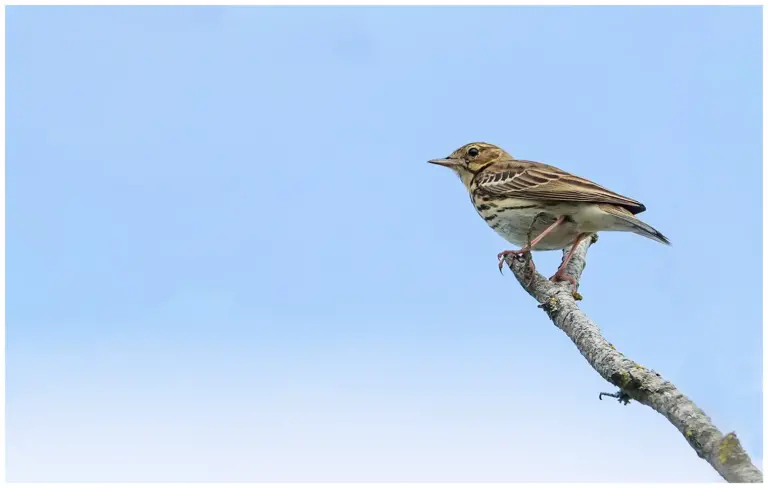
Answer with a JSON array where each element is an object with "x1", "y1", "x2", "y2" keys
[{"x1": 446, "y1": 142, "x2": 512, "y2": 164}]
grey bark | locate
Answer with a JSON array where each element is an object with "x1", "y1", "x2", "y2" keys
[{"x1": 504, "y1": 234, "x2": 762, "y2": 483}]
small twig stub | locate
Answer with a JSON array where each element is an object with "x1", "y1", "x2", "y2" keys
[{"x1": 599, "y1": 390, "x2": 631, "y2": 405}]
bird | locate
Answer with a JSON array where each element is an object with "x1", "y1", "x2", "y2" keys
[{"x1": 428, "y1": 142, "x2": 670, "y2": 286}]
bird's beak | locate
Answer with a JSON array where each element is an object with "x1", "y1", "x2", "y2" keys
[{"x1": 428, "y1": 157, "x2": 461, "y2": 168}]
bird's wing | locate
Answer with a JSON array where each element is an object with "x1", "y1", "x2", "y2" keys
[{"x1": 475, "y1": 159, "x2": 646, "y2": 214}]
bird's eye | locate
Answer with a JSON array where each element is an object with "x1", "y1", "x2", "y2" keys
[{"x1": 467, "y1": 147, "x2": 480, "y2": 157}]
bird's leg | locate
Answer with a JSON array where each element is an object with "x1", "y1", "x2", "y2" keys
[
  {"x1": 498, "y1": 215, "x2": 567, "y2": 274},
  {"x1": 498, "y1": 214, "x2": 543, "y2": 274},
  {"x1": 521, "y1": 213, "x2": 544, "y2": 285},
  {"x1": 550, "y1": 232, "x2": 590, "y2": 287}
]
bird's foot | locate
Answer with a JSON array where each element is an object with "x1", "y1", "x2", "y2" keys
[
  {"x1": 497, "y1": 248, "x2": 531, "y2": 275},
  {"x1": 550, "y1": 269, "x2": 577, "y2": 286},
  {"x1": 550, "y1": 268, "x2": 580, "y2": 298}
]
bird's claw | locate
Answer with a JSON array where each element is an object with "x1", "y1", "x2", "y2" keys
[
  {"x1": 497, "y1": 249, "x2": 533, "y2": 278},
  {"x1": 549, "y1": 270, "x2": 577, "y2": 285},
  {"x1": 550, "y1": 268, "x2": 577, "y2": 286},
  {"x1": 497, "y1": 250, "x2": 516, "y2": 274}
]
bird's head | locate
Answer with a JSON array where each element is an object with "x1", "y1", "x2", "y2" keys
[{"x1": 428, "y1": 142, "x2": 512, "y2": 187}]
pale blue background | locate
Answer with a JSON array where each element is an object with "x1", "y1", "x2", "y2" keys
[{"x1": 6, "y1": 6, "x2": 762, "y2": 482}]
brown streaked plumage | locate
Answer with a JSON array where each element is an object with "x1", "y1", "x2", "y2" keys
[{"x1": 428, "y1": 142, "x2": 670, "y2": 286}]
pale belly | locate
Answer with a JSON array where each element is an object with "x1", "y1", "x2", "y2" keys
[{"x1": 475, "y1": 199, "x2": 609, "y2": 251}]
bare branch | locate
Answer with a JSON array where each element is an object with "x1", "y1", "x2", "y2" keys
[{"x1": 503, "y1": 235, "x2": 763, "y2": 483}]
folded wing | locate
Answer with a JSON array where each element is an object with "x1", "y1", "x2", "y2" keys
[{"x1": 475, "y1": 159, "x2": 647, "y2": 215}]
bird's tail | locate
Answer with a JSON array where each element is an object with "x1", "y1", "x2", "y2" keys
[{"x1": 599, "y1": 204, "x2": 671, "y2": 245}]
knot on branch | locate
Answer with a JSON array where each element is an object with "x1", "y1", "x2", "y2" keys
[{"x1": 537, "y1": 296, "x2": 560, "y2": 316}]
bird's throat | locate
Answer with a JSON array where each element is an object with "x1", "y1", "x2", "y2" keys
[{"x1": 454, "y1": 168, "x2": 475, "y2": 189}]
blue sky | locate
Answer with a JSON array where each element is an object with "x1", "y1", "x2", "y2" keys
[{"x1": 6, "y1": 6, "x2": 762, "y2": 482}]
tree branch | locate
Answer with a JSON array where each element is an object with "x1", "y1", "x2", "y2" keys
[{"x1": 504, "y1": 235, "x2": 763, "y2": 483}]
